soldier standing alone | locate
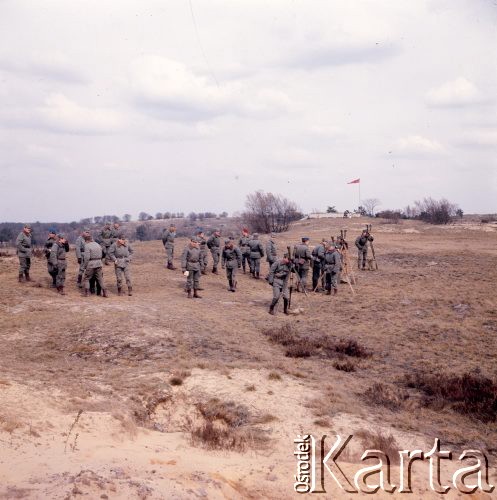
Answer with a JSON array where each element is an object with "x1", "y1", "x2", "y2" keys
[
  {"x1": 355, "y1": 229, "x2": 374, "y2": 270},
  {"x1": 221, "y1": 239, "x2": 242, "y2": 292},
  {"x1": 82, "y1": 234, "x2": 108, "y2": 297},
  {"x1": 207, "y1": 229, "x2": 221, "y2": 274},
  {"x1": 108, "y1": 234, "x2": 133, "y2": 296},
  {"x1": 162, "y1": 224, "x2": 177, "y2": 270},
  {"x1": 49, "y1": 234, "x2": 69, "y2": 295},
  {"x1": 181, "y1": 237, "x2": 202, "y2": 298},
  {"x1": 267, "y1": 253, "x2": 292, "y2": 315},
  {"x1": 16, "y1": 224, "x2": 32, "y2": 282},
  {"x1": 44, "y1": 229, "x2": 57, "y2": 287}
]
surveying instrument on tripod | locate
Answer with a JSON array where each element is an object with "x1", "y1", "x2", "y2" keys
[
  {"x1": 336, "y1": 229, "x2": 356, "y2": 295},
  {"x1": 365, "y1": 224, "x2": 378, "y2": 270}
]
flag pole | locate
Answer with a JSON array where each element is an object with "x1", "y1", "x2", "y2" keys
[{"x1": 358, "y1": 181, "x2": 361, "y2": 209}]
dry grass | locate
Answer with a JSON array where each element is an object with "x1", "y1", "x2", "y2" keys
[
  {"x1": 356, "y1": 429, "x2": 400, "y2": 464},
  {"x1": 405, "y1": 371, "x2": 497, "y2": 422},
  {"x1": 363, "y1": 383, "x2": 408, "y2": 411}
]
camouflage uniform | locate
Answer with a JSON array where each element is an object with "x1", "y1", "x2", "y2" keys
[
  {"x1": 99, "y1": 225, "x2": 113, "y2": 264},
  {"x1": 266, "y1": 234, "x2": 278, "y2": 267},
  {"x1": 162, "y1": 226, "x2": 177, "y2": 269},
  {"x1": 355, "y1": 231, "x2": 374, "y2": 269},
  {"x1": 311, "y1": 239, "x2": 327, "y2": 291},
  {"x1": 248, "y1": 233, "x2": 264, "y2": 278},
  {"x1": 16, "y1": 227, "x2": 32, "y2": 281},
  {"x1": 267, "y1": 258, "x2": 291, "y2": 315},
  {"x1": 207, "y1": 232, "x2": 221, "y2": 273},
  {"x1": 238, "y1": 232, "x2": 251, "y2": 273},
  {"x1": 293, "y1": 239, "x2": 312, "y2": 291},
  {"x1": 82, "y1": 239, "x2": 107, "y2": 297},
  {"x1": 74, "y1": 232, "x2": 88, "y2": 287},
  {"x1": 108, "y1": 239, "x2": 133, "y2": 295},
  {"x1": 196, "y1": 232, "x2": 208, "y2": 274},
  {"x1": 49, "y1": 236, "x2": 69, "y2": 293},
  {"x1": 221, "y1": 241, "x2": 242, "y2": 292},
  {"x1": 323, "y1": 246, "x2": 342, "y2": 294},
  {"x1": 181, "y1": 239, "x2": 202, "y2": 298},
  {"x1": 44, "y1": 233, "x2": 57, "y2": 286},
  {"x1": 110, "y1": 224, "x2": 121, "y2": 245}
]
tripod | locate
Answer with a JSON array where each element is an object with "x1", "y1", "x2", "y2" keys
[{"x1": 365, "y1": 224, "x2": 379, "y2": 270}]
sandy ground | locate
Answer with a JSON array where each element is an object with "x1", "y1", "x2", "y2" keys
[{"x1": 0, "y1": 217, "x2": 496, "y2": 499}]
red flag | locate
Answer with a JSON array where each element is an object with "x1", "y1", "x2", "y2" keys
[{"x1": 347, "y1": 178, "x2": 360, "y2": 184}]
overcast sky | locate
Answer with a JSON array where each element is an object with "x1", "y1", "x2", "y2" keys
[{"x1": 0, "y1": 0, "x2": 496, "y2": 222}]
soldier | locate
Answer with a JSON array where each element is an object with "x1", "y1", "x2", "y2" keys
[
  {"x1": 181, "y1": 237, "x2": 202, "y2": 298},
  {"x1": 74, "y1": 228, "x2": 90, "y2": 288},
  {"x1": 99, "y1": 223, "x2": 113, "y2": 265},
  {"x1": 266, "y1": 233, "x2": 278, "y2": 268},
  {"x1": 44, "y1": 228, "x2": 57, "y2": 287},
  {"x1": 82, "y1": 234, "x2": 108, "y2": 298},
  {"x1": 323, "y1": 243, "x2": 342, "y2": 295},
  {"x1": 238, "y1": 228, "x2": 251, "y2": 273},
  {"x1": 207, "y1": 229, "x2": 221, "y2": 274},
  {"x1": 221, "y1": 239, "x2": 242, "y2": 292},
  {"x1": 311, "y1": 238, "x2": 327, "y2": 292},
  {"x1": 162, "y1": 224, "x2": 177, "y2": 270},
  {"x1": 293, "y1": 237, "x2": 312, "y2": 292},
  {"x1": 355, "y1": 229, "x2": 374, "y2": 270},
  {"x1": 110, "y1": 222, "x2": 121, "y2": 246},
  {"x1": 16, "y1": 224, "x2": 32, "y2": 282},
  {"x1": 108, "y1": 234, "x2": 133, "y2": 296},
  {"x1": 248, "y1": 233, "x2": 264, "y2": 279},
  {"x1": 196, "y1": 229, "x2": 208, "y2": 275},
  {"x1": 49, "y1": 234, "x2": 69, "y2": 295},
  {"x1": 267, "y1": 253, "x2": 292, "y2": 315}
]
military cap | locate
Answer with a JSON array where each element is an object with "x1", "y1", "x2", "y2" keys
[
  {"x1": 48, "y1": 228, "x2": 56, "y2": 234},
  {"x1": 224, "y1": 238, "x2": 231, "y2": 244},
  {"x1": 117, "y1": 233, "x2": 125, "y2": 239},
  {"x1": 302, "y1": 237, "x2": 309, "y2": 242},
  {"x1": 190, "y1": 236, "x2": 199, "y2": 242},
  {"x1": 24, "y1": 224, "x2": 32, "y2": 229},
  {"x1": 253, "y1": 233, "x2": 259, "y2": 238},
  {"x1": 57, "y1": 233, "x2": 65, "y2": 239},
  {"x1": 83, "y1": 227, "x2": 91, "y2": 233},
  {"x1": 213, "y1": 228, "x2": 220, "y2": 233}
]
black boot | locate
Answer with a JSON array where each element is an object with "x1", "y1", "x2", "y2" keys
[
  {"x1": 24, "y1": 271, "x2": 32, "y2": 282},
  {"x1": 128, "y1": 286, "x2": 133, "y2": 296},
  {"x1": 118, "y1": 287, "x2": 122, "y2": 296},
  {"x1": 18, "y1": 273, "x2": 24, "y2": 283},
  {"x1": 77, "y1": 275, "x2": 82, "y2": 288},
  {"x1": 268, "y1": 299, "x2": 278, "y2": 315},
  {"x1": 102, "y1": 289, "x2": 108, "y2": 298},
  {"x1": 83, "y1": 288, "x2": 89, "y2": 297},
  {"x1": 187, "y1": 289, "x2": 192, "y2": 298},
  {"x1": 212, "y1": 267, "x2": 218, "y2": 275},
  {"x1": 283, "y1": 298, "x2": 289, "y2": 315},
  {"x1": 193, "y1": 289, "x2": 202, "y2": 298}
]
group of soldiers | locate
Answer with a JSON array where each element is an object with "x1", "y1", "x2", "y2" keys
[
  {"x1": 15, "y1": 222, "x2": 133, "y2": 297},
  {"x1": 14, "y1": 221, "x2": 375, "y2": 314},
  {"x1": 161, "y1": 224, "x2": 375, "y2": 315}
]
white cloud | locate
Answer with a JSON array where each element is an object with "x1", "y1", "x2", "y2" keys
[
  {"x1": 394, "y1": 135, "x2": 445, "y2": 156},
  {"x1": 426, "y1": 77, "x2": 483, "y2": 107},
  {"x1": 38, "y1": 94, "x2": 123, "y2": 134},
  {"x1": 461, "y1": 129, "x2": 497, "y2": 148},
  {"x1": 128, "y1": 55, "x2": 293, "y2": 121}
]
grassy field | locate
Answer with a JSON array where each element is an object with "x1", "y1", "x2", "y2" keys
[{"x1": 0, "y1": 217, "x2": 496, "y2": 498}]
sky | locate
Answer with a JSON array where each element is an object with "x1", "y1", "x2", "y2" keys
[{"x1": 0, "y1": 0, "x2": 496, "y2": 222}]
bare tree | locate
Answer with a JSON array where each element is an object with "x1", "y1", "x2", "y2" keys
[
  {"x1": 362, "y1": 198, "x2": 381, "y2": 216},
  {"x1": 122, "y1": 214, "x2": 132, "y2": 222},
  {"x1": 413, "y1": 197, "x2": 458, "y2": 224},
  {"x1": 242, "y1": 191, "x2": 302, "y2": 233}
]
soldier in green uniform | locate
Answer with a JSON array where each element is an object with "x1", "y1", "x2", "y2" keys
[
  {"x1": 196, "y1": 229, "x2": 208, "y2": 274},
  {"x1": 181, "y1": 237, "x2": 202, "y2": 298},
  {"x1": 82, "y1": 234, "x2": 108, "y2": 297},
  {"x1": 207, "y1": 229, "x2": 221, "y2": 274},
  {"x1": 49, "y1": 234, "x2": 69, "y2": 295},
  {"x1": 16, "y1": 224, "x2": 32, "y2": 282},
  {"x1": 238, "y1": 228, "x2": 251, "y2": 273},
  {"x1": 248, "y1": 233, "x2": 264, "y2": 279},
  {"x1": 293, "y1": 237, "x2": 312, "y2": 292},
  {"x1": 323, "y1": 243, "x2": 342, "y2": 295},
  {"x1": 267, "y1": 253, "x2": 291, "y2": 315},
  {"x1": 99, "y1": 223, "x2": 113, "y2": 265},
  {"x1": 311, "y1": 238, "x2": 327, "y2": 292},
  {"x1": 75, "y1": 228, "x2": 90, "y2": 288},
  {"x1": 110, "y1": 222, "x2": 121, "y2": 246},
  {"x1": 221, "y1": 239, "x2": 242, "y2": 292},
  {"x1": 355, "y1": 229, "x2": 374, "y2": 270},
  {"x1": 44, "y1": 229, "x2": 57, "y2": 287},
  {"x1": 108, "y1": 234, "x2": 133, "y2": 296},
  {"x1": 162, "y1": 224, "x2": 177, "y2": 270},
  {"x1": 266, "y1": 233, "x2": 278, "y2": 267}
]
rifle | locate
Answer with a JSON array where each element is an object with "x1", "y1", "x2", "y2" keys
[{"x1": 287, "y1": 245, "x2": 294, "y2": 309}]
